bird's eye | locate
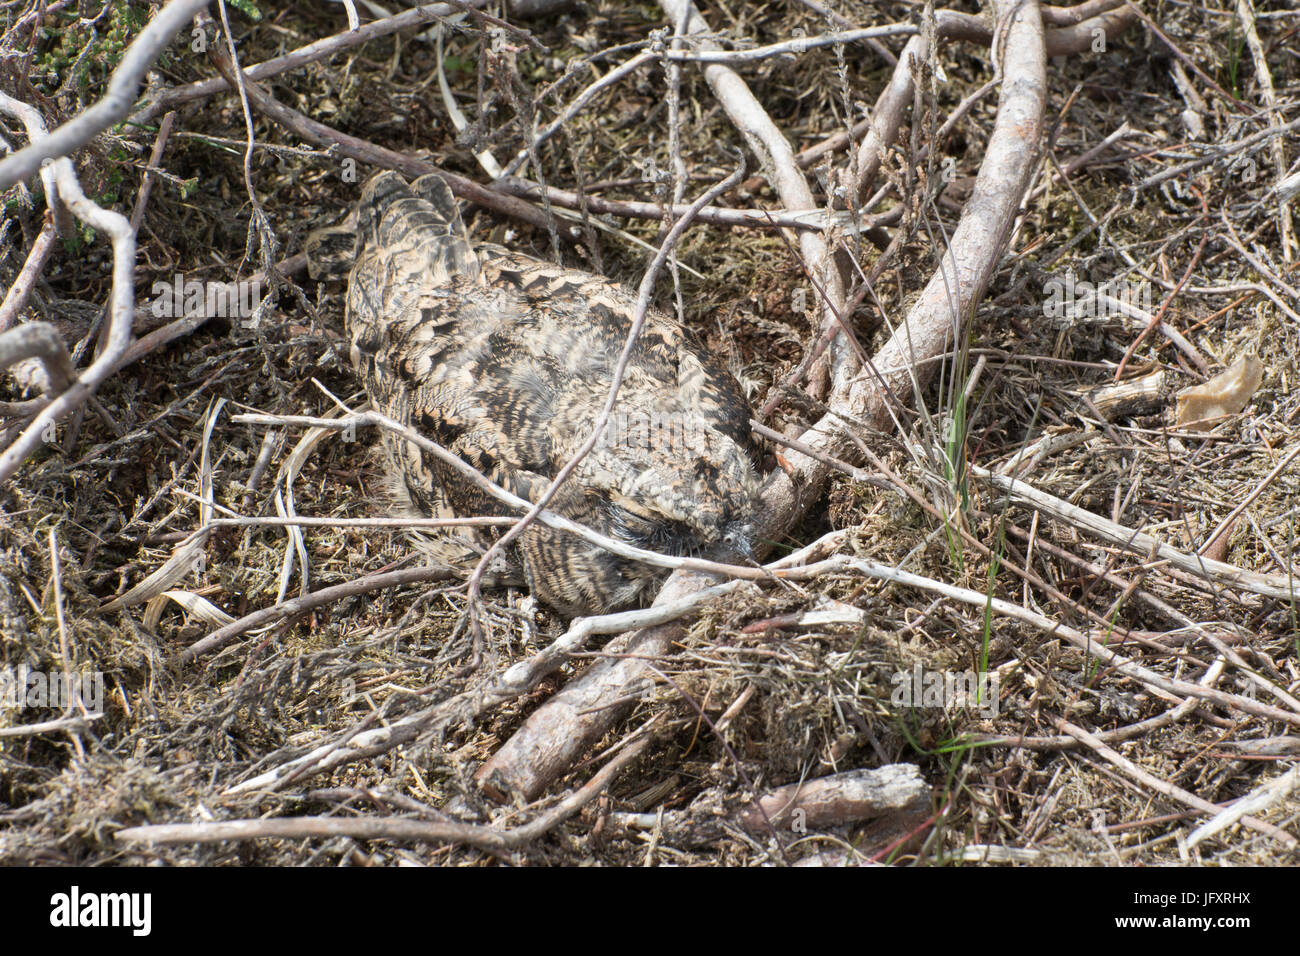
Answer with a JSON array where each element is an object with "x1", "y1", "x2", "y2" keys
[{"x1": 722, "y1": 524, "x2": 755, "y2": 560}]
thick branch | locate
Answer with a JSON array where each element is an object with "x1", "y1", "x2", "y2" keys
[
  {"x1": 0, "y1": 97, "x2": 140, "y2": 483},
  {"x1": 0, "y1": 322, "x2": 77, "y2": 394}
]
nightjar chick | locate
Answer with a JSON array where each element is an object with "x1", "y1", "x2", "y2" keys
[{"x1": 307, "y1": 171, "x2": 762, "y2": 617}]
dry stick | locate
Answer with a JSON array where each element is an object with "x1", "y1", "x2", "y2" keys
[
  {"x1": 190, "y1": 9, "x2": 840, "y2": 234},
  {"x1": 852, "y1": 439, "x2": 1164, "y2": 647},
  {"x1": 0, "y1": 0, "x2": 208, "y2": 188},
  {"x1": 462, "y1": 161, "x2": 748, "y2": 659},
  {"x1": 762, "y1": 210, "x2": 870, "y2": 365},
  {"x1": 74, "y1": 111, "x2": 177, "y2": 381},
  {"x1": 491, "y1": 176, "x2": 869, "y2": 233},
  {"x1": 1092, "y1": 288, "x2": 1208, "y2": 376},
  {"x1": 223, "y1": 580, "x2": 743, "y2": 797},
  {"x1": 1056, "y1": 718, "x2": 1297, "y2": 848},
  {"x1": 610, "y1": 764, "x2": 930, "y2": 842},
  {"x1": 846, "y1": 431, "x2": 1242, "y2": 681},
  {"x1": 180, "y1": 566, "x2": 458, "y2": 662},
  {"x1": 972, "y1": 657, "x2": 1226, "y2": 752},
  {"x1": 761, "y1": 0, "x2": 1046, "y2": 530},
  {"x1": 812, "y1": 554, "x2": 1300, "y2": 726},
  {"x1": 641, "y1": 550, "x2": 1300, "y2": 728},
  {"x1": 499, "y1": 50, "x2": 657, "y2": 178},
  {"x1": 995, "y1": 516, "x2": 1297, "y2": 710},
  {"x1": 128, "y1": 112, "x2": 175, "y2": 233},
  {"x1": 1188, "y1": 764, "x2": 1300, "y2": 850},
  {"x1": 775, "y1": 3, "x2": 1129, "y2": 191},
  {"x1": 4, "y1": 253, "x2": 311, "y2": 428},
  {"x1": 662, "y1": 0, "x2": 847, "y2": 338},
  {"x1": 0, "y1": 97, "x2": 138, "y2": 484},
  {"x1": 3, "y1": 189, "x2": 289, "y2": 438},
  {"x1": 1120, "y1": 1, "x2": 1249, "y2": 113},
  {"x1": 1040, "y1": 0, "x2": 1127, "y2": 25},
  {"x1": 793, "y1": 0, "x2": 898, "y2": 65},
  {"x1": 0, "y1": 215, "x2": 56, "y2": 334},
  {"x1": 1138, "y1": 115, "x2": 1300, "y2": 191},
  {"x1": 758, "y1": 211, "x2": 908, "y2": 418},
  {"x1": 844, "y1": 6, "x2": 1136, "y2": 204},
  {"x1": 973, "y1": 465, "x2": 1299, "y2": 603},
  {"x1": 117, "y1": 734, "x2": 649, "y2": 850},
  {"x1": 666, "y1": 23, "x2": 919, "y2": 63},
  {"x1": 845, "y1": 26, "x2": 926, "y2": 207},
  {"x1": 474, "y1": 0, "x2": 1045, "y2": 803},
  {"x1": 207, "y1": 515, "x2": 515, "y2": 531},
  {"x1": 0, "y1": 712, "x2": 104, "y2": 739},
  {"x1": 0, "y1": 323, "x2": 76, "y2": 394},
  {"x1": 0, "y1": 0, "x2": 72, "y2": 46},
  {"x1": 200, "y1": 50, "x2": 841, "y2": 236},
  {"x1": 1198, "y1": 441, "x2": 1300, "y2": 563},
  {"x1": 1025, "y1": 121, "x2": 1133, "y2": 204},
  {"x1": 441, "y1": 0, "x2": 547, "y2": 51},
  {"x1": 199, "y1": 52, "x2": 561, "y2": 234},
  {"x1": 1235, "y1": 0, "x2": 1295, "y2": 260},
  {"x1": 1112, "y1": 188, "x2": 1210, "y2": 382},
  {"x1": 1219, "y1": 213, "x2": 1300, "y2": 321},
  {"x1": 734, "y1": 765, "x2": 930, "y2": 833},
  {"x1": 112, "y1": 252, "x2": 309, "y2": 377},
  {"x1": 47, "y1": 528, "x2": 80, "y2": 737},
  {"x1": 1038, "y1": 3, "x2": 1134, "y2": 52},
  {"x1": 210, "y1": 2, "x2": 276, "y2": 291},
  {"x1": 750, "y1": 420, "x2": 882, "y2": 485},
  {"x1": 224, "y1": 521, "x2": 1294, "y2": 797},
  {"x1": 473, "y1": 568, "x2": 721, "y2": 801},
  {"x1": 129, "y1": 1, "x2": 493, "y2": 126}
]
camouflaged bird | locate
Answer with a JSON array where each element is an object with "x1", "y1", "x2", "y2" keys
[{"x1": 306, "y1": 171, "x2": 761, "y2": 617}]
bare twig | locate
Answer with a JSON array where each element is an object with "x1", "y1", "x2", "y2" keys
[
  {"x1": 973, "y1": 464, "x2": 1300, "y2": 603},
  {"x1": 130, "y1": 1, "x2": 495, "y2": 125},
  {"x1": 665, "y1": 23, "x2": 918, "y2": 63},
  {"x1": 0, "y1": 96, "x2": 139, "y2": 483},
  {"x1": 0, "y1": 713, "x2": 104, "y2": 739},
  {"x1": 0, "y1": 216, "x2": 56, "y2": 334},
  {"x1": 1187, "y1": 764, "x2": 1300, "y2": 849},
  {"x1": 0, "y1": 322, "x2": 76, "y2": 394},
  {"x1": 118, "y1": 734, "x2": 650, "y2": 850},
  {"x1": 1057, "y1": 719, "x2": 1297, "y2": 848},
  {"x1": 0, "y1": 0, "x2": 209, "y2": 188},
  {"x1": 178, "y1": 565, "x2": 459, "y2": 662}
]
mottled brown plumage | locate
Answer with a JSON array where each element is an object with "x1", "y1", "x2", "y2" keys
[{"x1": 307, "y1": 172, "x2": 761, "y2": 616}]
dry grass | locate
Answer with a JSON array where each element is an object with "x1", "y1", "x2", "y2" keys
[{"x1": 1, "y1": 0, "x2": 1297, "y2": 866}]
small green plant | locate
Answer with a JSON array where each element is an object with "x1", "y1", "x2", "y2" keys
[
  {"x1": 1225, "y1": 20, "x2": 1244, "y2": 98},
  {"x1": 34, "y1": 1, "x2": 150, "y2": 97},
  {"x1": 225, "y1": 0, "x2": 263, "y2": 21}
]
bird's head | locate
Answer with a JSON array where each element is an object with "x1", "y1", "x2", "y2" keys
[{"x1": 587, "y1": 409, "x2": 762, "y2": 565}]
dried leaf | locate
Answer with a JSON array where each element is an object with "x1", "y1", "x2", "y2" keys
[
  {"x1": 143, "y1": 591, "x2": 235, "y2": 631},
  {"x1": 1174, "y1": 354, "x2": 1263, "y2": 431}
]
